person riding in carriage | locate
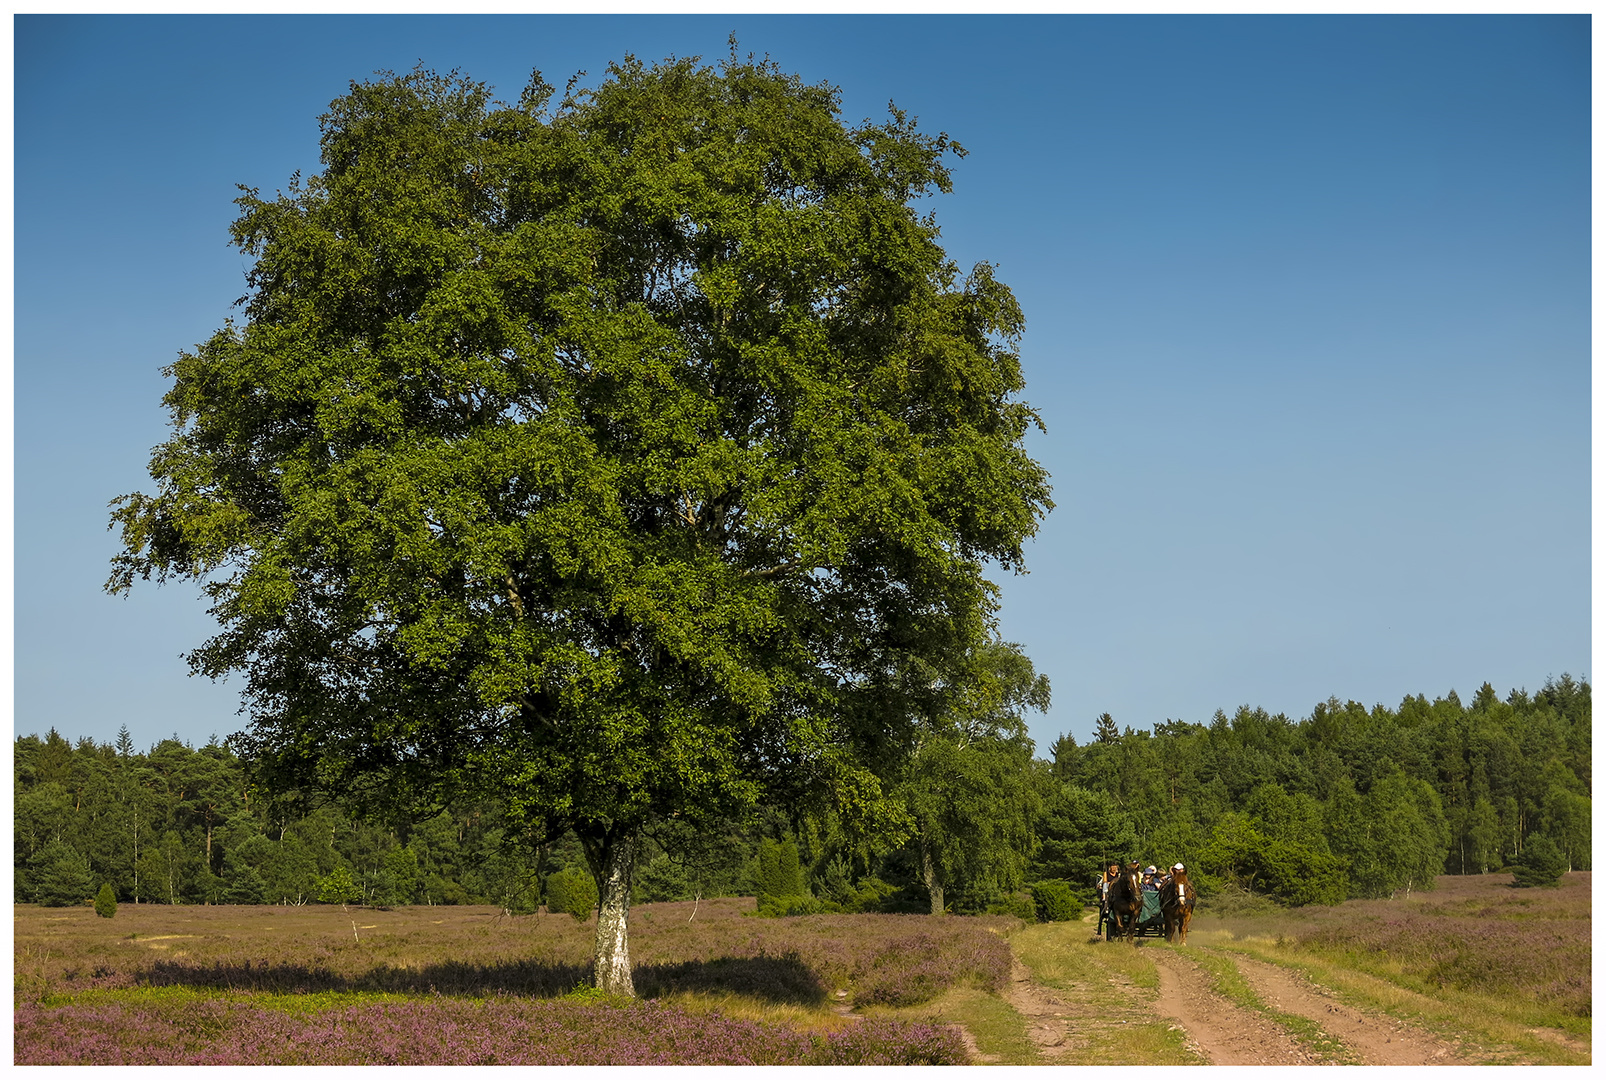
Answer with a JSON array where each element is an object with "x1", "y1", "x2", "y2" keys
[{"x1": 1095, "y1": 862, "x2": 1122, "y2": 934}]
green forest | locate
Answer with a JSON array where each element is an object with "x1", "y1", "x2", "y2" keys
[{"x1": 16, "y1": 674, "x2": 1589, "y2": 915}]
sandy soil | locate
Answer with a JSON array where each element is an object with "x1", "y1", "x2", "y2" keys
[
  {"x1": 1000, "y1": 942, "x2": 1466, "y2": 1066},
  {"x1": 1148, "y1": 949, "x2": 1320, "y2": 1065},
  {"x1": 1229, "y1": 953, "x2": 1457, "y2": 1065},
  {"x1": 998, "y1": 957, "x2": 1093, "y2": 1062}
]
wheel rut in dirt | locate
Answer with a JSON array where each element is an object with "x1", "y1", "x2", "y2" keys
[
  {"x1": 1149, "y1": 948, "x2": 1317, "y2": 1065},
  {"x1": 998, "y1": 957, "x2": 1092, "y2": 1062},
  {"x1": 1228, "y1": 952, "x2": 1457, "y2": 1065}
]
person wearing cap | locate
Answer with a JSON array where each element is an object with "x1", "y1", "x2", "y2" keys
[
  {"x1": 1141, "y1": 864, "x2": 1160, "y2": 892},
  {"x1": 1095, "y1": 862, "x2": 1123, "y2": 935}
]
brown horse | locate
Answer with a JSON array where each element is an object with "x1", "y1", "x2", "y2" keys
[
  {"x1": 1161, "y1": 865, "x2": 1196, "y2": 944},
  {"x1": 1104, "y1": 861, "x2": 1144, "y2": 943}
]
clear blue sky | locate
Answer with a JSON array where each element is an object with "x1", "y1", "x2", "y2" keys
[{"x1": 14, "y1": 14, "x2": 1590, "y2": 755}]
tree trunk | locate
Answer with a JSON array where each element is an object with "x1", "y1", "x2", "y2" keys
[
  {"x1": 589, "y1": 828, "x2": 638, "y2": 996},
  {"x1": 920, "y1": 834, "x2": 944, "y2": 916}
]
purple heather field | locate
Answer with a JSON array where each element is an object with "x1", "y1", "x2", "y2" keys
[{"x1": 16, "y1": 897, "x2": 1010, "y2": 1064}]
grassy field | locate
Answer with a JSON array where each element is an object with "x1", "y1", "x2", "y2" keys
[{"x1": 14, "y1": 872, "x2": 1591, "y2": 1065}]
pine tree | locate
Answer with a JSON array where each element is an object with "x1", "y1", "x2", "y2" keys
[{"x1": 31, "y1": 842, "x2": 92, "y2": 906}]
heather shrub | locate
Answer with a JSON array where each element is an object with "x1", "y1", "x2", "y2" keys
[
  {"x1": 853, "y1": 938, "x2": 947, "y2": 1006},
  {"x1": 1271, "y1": 874, "x2": 1592, "y2": 1018},
  {"x1": 16, "y1": 896, "x2": 1014, "y2": 1031},
  {"x1": 810, "y1": 1017, "x2": 968, "y2": 1064},
  {"x1": 94, "y1": 883, "x2": 118, "y2": 919},
  {"x1": 14, "y1": 998, "x2": 969, "y2": 1065},
  {"x1": 637, "y1": 950, "x2": 827, "y2": 1004}
]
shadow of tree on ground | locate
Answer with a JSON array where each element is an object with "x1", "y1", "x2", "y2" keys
[{"x1": 142, "y1": 952, "x2": 827, "y2": 1005}]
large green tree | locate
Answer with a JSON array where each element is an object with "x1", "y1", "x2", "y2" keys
[
  {"x1": 898, "y1": 639, "x2": 1049, "y2": 914},
  {"x1": 108, "y1": 55, "x2": 1050, "y2": 992}
]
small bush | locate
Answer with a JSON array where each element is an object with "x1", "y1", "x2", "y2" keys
[
  {"x1": 1028, "y1": 879, "x2": 1081, "y2": 922},
  {"x1": 834, "y1": 875, "x2": 898, "y2": 914},
  {"x1": 983, "y1": 890, "x2": 1036, "y2": 922},
  {"x1": 424, "y1": 873, "x2": 469, "y2": 905},
  {"x1": 94, "y1": 883, "x2": 118, "y2": 919},
  {"x1": 757, "y1": 894, "x2": 834, "y2": 918},
  {"x1": 1247, "y1": 842, "x2": 1350, "y2": 906},
  {"x1": 754, "y1": 838, "x2": 812, "y2": 916},
  {"x1": 315, "y1": 865, "x2": 362, "y2": 905},
  {"x1": 546, "y1": 866, "x2": 598, "y2": 920},
  {"x1": 1509, "y1": 835, "x2": 1567, "y2": 888}
]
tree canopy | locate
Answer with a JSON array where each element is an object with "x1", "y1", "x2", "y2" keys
[{"x1": 108, "y1": 53, "x2": 1051, "y2": 992}]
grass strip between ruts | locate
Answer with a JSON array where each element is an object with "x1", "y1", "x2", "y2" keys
[
  {"x1": 1009, "y1": 921, "x2": 1199, "y2": 1065},
  {"x1": 1181, "y1": 946, "x2": 1360, "y2": 1065},
  {"x1": 1201, "y1": 935, "x2": 1590, "y2": 1066}
]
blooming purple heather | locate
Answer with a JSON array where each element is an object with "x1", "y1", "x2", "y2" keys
[
  {"x1": 14, "y1": 898, "x2": 1005, "y2": 1064},
  {"x1": 14, "y1": 999, "x2": 969, "y2": 1065}
]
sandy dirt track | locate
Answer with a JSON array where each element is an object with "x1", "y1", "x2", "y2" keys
[
  {"x1": 999, "y1": 958, "x2": 1089, "y2": 1062},
  {"x1": 1149, "y1": 949, "x2": 1320, "y2": 1065},
  {"x1": 1228, "y1": 953, "x2": 1456, "y2": 1064},
  {"x1": 1001, "y1": 940, "x2": 1465, "y2": 1066}
]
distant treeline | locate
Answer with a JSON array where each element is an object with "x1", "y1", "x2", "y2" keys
[
  {"x1": 14, "y1": 675, "x2": 1589, "y2": 913},
  {"x1": 1044, "y1": 676, "x2": 1590, "y2": 905}
]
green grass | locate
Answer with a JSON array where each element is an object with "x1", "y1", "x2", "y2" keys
[{"x1": 35, "y1": 983, "x2": 433, "y2": 1015}]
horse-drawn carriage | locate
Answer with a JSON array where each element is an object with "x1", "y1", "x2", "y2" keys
[
  {"x1": 1097, "y1": 862, "x2": 1195, "y2": 944},
  {"x1": 1100, "y1": 887, "x2": 1167, "y2": 939}
]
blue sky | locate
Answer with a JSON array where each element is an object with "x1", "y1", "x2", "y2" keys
[{"x1": 14, "y1": 14, "x2": 1590, "y2": 755}]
